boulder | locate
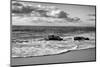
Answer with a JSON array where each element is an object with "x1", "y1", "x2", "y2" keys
[
  {"x1": 45, "y1": 35, "x2": 63, "y2": 41},
  {"x1": 74, "y1": 36, "x2": 89, "y2": 41}
]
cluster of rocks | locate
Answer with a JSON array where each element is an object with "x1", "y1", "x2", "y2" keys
[
  {"x1": 12, "y1": 35, "x2": 90, "y2": 44},
  {"x1": 44, "y1": 35, "x2": 89, "y2": 41}
]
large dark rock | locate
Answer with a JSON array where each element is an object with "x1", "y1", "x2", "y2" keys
[
  {"x1": 45, "y1": 35, "x2": 63, "y2": 41},
  {"x1": 74, "y1": 36, "x2": 89, "y2": 41}
]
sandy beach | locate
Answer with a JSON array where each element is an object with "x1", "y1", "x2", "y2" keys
[{"x1": 11, "y1": 48, "x2": 96, "y2": 66}]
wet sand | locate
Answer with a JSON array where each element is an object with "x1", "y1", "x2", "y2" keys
[{"x1": 11, "y1": 48, "x2": 96, "y2": 66}]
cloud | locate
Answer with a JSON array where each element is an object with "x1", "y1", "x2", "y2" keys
[
  {"x1": 12, "y1": 1, "x2": 82, "y2": 25},
  {"x1": 12, "y1": 1, "x2": 69, "y2": 18},
  {"x1": 88, "y1": 14, "x2": 96, "y2": 16},
  {"x1": 65, "y1": 17, "x2": 81, "y2": 22},
  {"x1": 87, "y1": 14, "x2": 95, "y2": 21},
  {"x1": 12, "y1": 2, "x2": 38, "y2": 14},
  {"x1": 87, "y1": 18, "x2": 95, "y2": 21}
]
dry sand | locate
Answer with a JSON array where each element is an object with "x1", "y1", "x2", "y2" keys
[{"x1": 11, "y1": 48, "x2": 96, "y2": 66}]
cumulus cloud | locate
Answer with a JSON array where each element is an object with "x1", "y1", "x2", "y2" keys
[
  {"x1": 12, "y1": 2, "x2": 38, "y2": 14},
  {"x1": 12, "y1": 1, "x2": 69, "y2": 18}
]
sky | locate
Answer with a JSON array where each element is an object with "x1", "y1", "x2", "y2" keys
[
  {"x1": 12, "y1": 1, "x2": 96, "y2": 27},
  {"x1": 30, "y1": 2, "x2": 96, "y2": 22}
]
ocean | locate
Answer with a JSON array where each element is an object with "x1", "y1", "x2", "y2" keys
[{"x1": 11, "y1": 26, "x2": 96, "y2": 57}]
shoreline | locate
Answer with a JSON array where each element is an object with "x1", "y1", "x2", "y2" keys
[{"x1": 11, "y1": 47, "x2": 96, "y2": 66}]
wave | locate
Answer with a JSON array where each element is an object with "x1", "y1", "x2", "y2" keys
[{"x1": 12, "y1": 32, "x2": 95, "y2": 57}]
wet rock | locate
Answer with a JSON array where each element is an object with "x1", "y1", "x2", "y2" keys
[
  {"x1": 74, "y1": 36, "x2": 89, "y2": 41},
  {"x1": 45, "y1": 35, "x2": 63, "y2": 41}
]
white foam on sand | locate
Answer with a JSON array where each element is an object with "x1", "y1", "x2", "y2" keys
[{"x1": 12, "y1": 39, "x2": 95, "y2": 57}]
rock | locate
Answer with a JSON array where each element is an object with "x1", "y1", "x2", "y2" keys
[
  {"x1": 45, "y1": 35, "x2": 63, "y2": 41},
  {"x1": 74, "y1": 36, "x2": 89, "y2": 41}
]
